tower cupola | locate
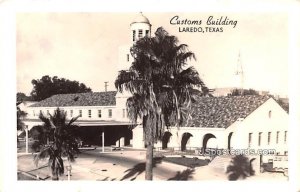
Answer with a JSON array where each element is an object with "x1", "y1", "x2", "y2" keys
[{"x1": 130, "y1": 12, "x2": 151, "y2": 43}]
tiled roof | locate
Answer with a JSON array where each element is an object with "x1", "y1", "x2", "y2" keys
[
  {"x1": 30, "y1": 91, "x2": 117, "y2": 107},
  {"x1": 30, "y1": 91, "x2": 270, "y2": 128},
  {"x1": 185, "y1": 95, "x2": 270, "y2": 128}
]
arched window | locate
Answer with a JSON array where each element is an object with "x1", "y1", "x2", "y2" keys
[{"x1": 268, "y1": 110, "x2": 272, "y2": 118}]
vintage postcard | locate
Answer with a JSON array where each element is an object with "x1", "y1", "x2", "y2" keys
[{"x1": 1, "y1": 0, "x2": 300, "y2": 192}]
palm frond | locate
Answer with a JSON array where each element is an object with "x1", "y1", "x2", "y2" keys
[
  {"x1": 39, "y1": 112, "x2": 51, "y2": 128},
  {"x1": 67, "y1": 116, "x2": 79, "y2": 127},
  {"x1": 34, "y1": 145, "x2": 52, "y2": 167}
]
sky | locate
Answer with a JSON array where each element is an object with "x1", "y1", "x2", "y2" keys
[{"x1": 16, "y1": 12, "x2": 288, "y2": 97}]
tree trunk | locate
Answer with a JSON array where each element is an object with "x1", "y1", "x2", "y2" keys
[
  {"x1": 52, "y1": 173, "x2": 59, "y2": 180},
  {"x1": 145, "y1": 144, "x2": 153, "y2": 180}
]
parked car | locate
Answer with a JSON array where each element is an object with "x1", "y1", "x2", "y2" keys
[{"x1": 261, "y1": 155, "x2": 288, "y2": 176}]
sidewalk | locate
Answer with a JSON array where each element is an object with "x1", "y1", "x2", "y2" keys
[
  {"x1": 17, "y1": 148, "x2": 187, "y2": 181},
  {"x1": 80, "y1": 148, "x2": 189, "y2": 180},
  {"x1": 17, "y1": 148, "x2": 288, "y2": 181}
]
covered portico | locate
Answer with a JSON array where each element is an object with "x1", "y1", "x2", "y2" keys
[
  {"x1": 22, "y1": 119, "x2": 136, "y2": 153},
  {"x1": 74, "y1": 120, "x2": 135, "y2": 149}
]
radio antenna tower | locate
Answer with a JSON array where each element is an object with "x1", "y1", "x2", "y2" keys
[{"x1": 235, "y1": 51, "x2": 244, "y2": 94}]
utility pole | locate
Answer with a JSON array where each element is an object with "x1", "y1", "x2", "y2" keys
[
  {"x1": 25, "y1": 126, "x2": 28, "y2": 153},
  {"x1": 104, "y1": 82, "x2": 108, "y2": 92},
  {"x1": 102, "y1": 131, "x2": 105, "y2": 153}
]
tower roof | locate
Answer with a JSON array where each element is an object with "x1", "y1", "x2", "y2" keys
[{"x1": 131, "y1": 12, "x2": 150, "y2": 25}]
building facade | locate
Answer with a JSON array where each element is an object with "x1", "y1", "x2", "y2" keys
[
  {"x1": 132, "y1": 95, "x2": 288, "y2": 158},
  {"x1": 24, "y1": 91, "x2": 133, "y2": 147}
]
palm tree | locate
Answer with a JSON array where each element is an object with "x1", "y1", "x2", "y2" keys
[
  {"x1": 17, "y1": 104, "x2": 27, "y2": 144},
  {"x1": 226, "y1": 155, "x2": 254, "y2": 180},
  {"x1": 33, "y1": 108, "x2": 79, "y2": 180},
  {"x1": 17, "y1": 104, "x2": 27, "y2": 131},
  {"x1": 115, "y1": 27, "x2": 208, "y2": 180}
]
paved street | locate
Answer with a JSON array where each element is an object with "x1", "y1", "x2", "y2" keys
[
  {"x1": 18, "y1": 148, "x2": 190, "y2": 181},
  {"x1": 17, "y1": 147, "x2": 288, "y2": 181}
]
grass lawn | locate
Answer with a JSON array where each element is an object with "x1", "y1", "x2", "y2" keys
[{"x1": 163, "y1": 156, "x2": 210, "y2": 168}]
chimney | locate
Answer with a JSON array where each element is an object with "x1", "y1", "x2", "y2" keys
[{"x1": 104, "y1": 82, "x2": 108, "y2": 92}]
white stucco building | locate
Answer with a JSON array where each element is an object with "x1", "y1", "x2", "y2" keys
[
  {"x1": 144, "y1": 95, "x2": 289, "y2": 157},
  {"x1": 23, "y1": 91, "x2": 134, "y2": 147},
  {"x1": 21, "y1": 13, "x2": 288, "y2": 163}
]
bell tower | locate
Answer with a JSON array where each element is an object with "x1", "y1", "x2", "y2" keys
[
  {"x1": 116, "y1": 13, "x2": 152, "y2": 109},
  {"x1": 117, "y1": 13, "x2": 152, "y2": 72},
  {"x1": 130, "y1": 12, "x2": 152, "y2": 43}
]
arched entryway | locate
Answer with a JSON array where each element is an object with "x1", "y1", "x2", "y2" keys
[
  {"x1": 228, "y1": 132, "x2": 233, "y2": 150},
  {"x1": 202, "y1": 133, "x2": 217, "y2": 150},
  {"x1": 162, "y1": 131, "x2": 172, "y2": 149},
  {"x1": 181, "y1": 132, "x2": 193, "y2": 151}
]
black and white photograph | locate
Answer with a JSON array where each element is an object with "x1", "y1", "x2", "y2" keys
[{"x1": 1, "y1": 0, "x2": 300, "y2": 192}]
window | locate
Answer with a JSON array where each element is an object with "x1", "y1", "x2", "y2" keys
[
  {"x1": 132, "y1": 30, "x2": 136, "y2": 41},
  {"x1": 284, "y1": 131, "x2": 287, "y2": 144},
  {"x1": 88, "y1": 110, "x2": 91, "y2": 118},
  {"x1": 33, "y1": 110, "x2": 35, "y2": 116},
  {"x1": 268, "y1": 110, "x2": 272, "y2": 118},
  {"x1": 70, "y1": 110, "x2": 73, "y2": 117},
  {"x1": 145, "y1": 30, "x2": 149, "y2": 37},
  {"x1": 138, "y1": 29, "x2": 143, "y2": 39},
  {"x1": 268, "y1": 132, "x2": 271, "y2": 145},
  {"x1": 79, "y1": 110, "x2": 82, "y2": 117},
  {"x1": 248, "y1": 133, "x2": 252, "y2": 148},
  {"x1": 40, "y1": 110, "x2": 42, "y2": 115},
  {"x1": 108, "y1": 109, "x2": 112, "y2": 118},
  {"x1": 122, "y1": 109, "x2": 126, "y2": 118},
  {"x1": 98, "y1": 110, "x2": 102, "y2": 118},
  {"x1": 258, "y1": 132, "x2": 262, "y2": 146},
  {"x1": 47, "y1": 110, "x2": 49, "y2": 115},
  {"x1": 127, "y1": 54, "x2": 130, "y2": 62},
  {"x1": 276, "y1": 131, "x2": 279, "y2": 144}
]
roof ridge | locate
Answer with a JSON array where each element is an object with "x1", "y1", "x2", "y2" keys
[{"x1": 48, "y1": 91, "x2": 117, "y2": 97}]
